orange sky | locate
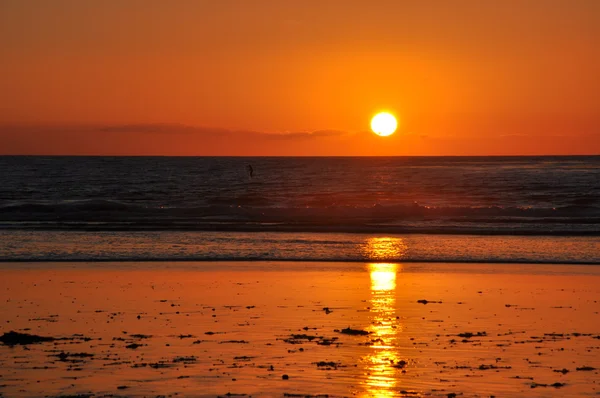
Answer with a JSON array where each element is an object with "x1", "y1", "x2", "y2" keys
[{"x1": 1, "y1": 1, "x2": 598, "y2": 155}]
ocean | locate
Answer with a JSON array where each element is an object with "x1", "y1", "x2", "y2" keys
[{"x1": 1, "y1": 156, "x2": 598, "y2": 263}]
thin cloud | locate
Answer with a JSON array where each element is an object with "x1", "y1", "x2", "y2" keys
[
  {"x1": 265, "y1": 129, "x2": 348, "y2": 140},
  {"x1": 97, "y1": 123, "x2": 209, "y2": 135},
  {"x1": 0, "y1": 123, "x2": 350, "y2": 140}
]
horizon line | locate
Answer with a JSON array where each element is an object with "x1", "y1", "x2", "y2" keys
[{"x1": 1, "y1": 154, "x2": 598, "y2": 158}]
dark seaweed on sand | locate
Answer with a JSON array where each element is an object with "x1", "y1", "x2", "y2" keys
[
  {"x1": 576, "y1": 366, "x2": 596, "y2": 371},
  {"x1": 336, "y1": 327, "x2": 371, "y2": 336},
  {"x1": 417, "y1": 299, "x2": 442, "y2": 304},
  {"x1": 391, "y1": 359, "x2": 407, "y2": 369},
  {"x1": 290, "y1": 334, "x2": 318, "y2": 341},
  {"x1": 219, "y1": 340, "x2": 249, "y2": 344},
  {"x1": 56, "y1": 352, "x2": 94, "y2": 362},
  {"x1": 0, "y1": 331, "x2": 92, "y2": 347},
  {"x1": 314, "y1": 361, "x2": 344, "y2": 370},
  {"x1": 129, "y1": 334, "x2": 152, "y2": 339},
  {"x1": 554, "y1": 368, "x2": 569, "y2": 374},
  {"x1": 530, "y1": 382, "x2": 566, "y2": 388},
  {"x1": 478, "y1": 364, "x2": 512, "y2": 370},
  {"x1": 173, "y1": 355, "x2": 197, "y2": 363},
  {"x1": 457, "y1": 332, "x2": 487, "y2": 338},
  {"x1": 0, "y1": 331, "x2": 55, "y2": 345}
]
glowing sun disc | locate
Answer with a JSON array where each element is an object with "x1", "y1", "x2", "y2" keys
[{"x1": 371, "y1": 112, "x2": 397, "y2": 136}]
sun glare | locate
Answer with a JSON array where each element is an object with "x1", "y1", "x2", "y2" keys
[{"x1": 371, "y1": 112, "x2": 397, "y2": 137}]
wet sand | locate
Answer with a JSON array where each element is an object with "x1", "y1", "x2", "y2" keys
[{"x1": 1, "y1": 261, "x2": 599, "y2": 397}]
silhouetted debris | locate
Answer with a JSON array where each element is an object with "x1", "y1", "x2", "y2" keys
[
  {"x1": 55, "y1": 352, "x2": 94, "y2": 362},
  {"x1": 132, "y1": 361, "x2": 173, "y2": 369},
  {"x1": 457, "y1": 332, "x2": 487, "y2": 339},
  {"x1": 29, "y1": 315, "x2": 59, "y2": 323},
  {"x1": 150, "y1": 362, "x2": 171, "y2": 369},
  {"x1": 391, "y1": 359, "x2": 407, "y2": 369},
  {"x1": 125, "y1": 343, "x2": 142, "y2": 349},
  {"x1": 510, "y1": 375, "x2": 534, "y2": 380},
  {"x1": 337, "y1": 327, "x2": 370, "y2": 336},
  {"x1": 417, "y1": 300, "x2": 442, "y2": 304},
  {"x1": 130, "y1": 334, "x2": 151, "y2": 339},
  {"x1": 282, "y1": 374, "x2": 289, "y2": 380},
  {"x1": 314, "y1": 361, "x2": 341, "y2": 369},
  {"x1": 291, "y1": 334, "x2": 318, "y2": 341},
  {"x1": 544, "y1": 333, "x2": 565, "y2": 338},
  {"x1": 0, "y1": 331, "x2": 55, "y2": 345},
  {"x1": 316, "y1": 337, "x2": 338, "y2": 346},
  {"x1": 554, "y1": 368, "x2": 569, "y2": 374},
  {"x1": 322, "y1": 307, "x2": 332, "y2": 314},
  {"x1": 478, "y1": 364, "x2": 512, "y2": 370},
  {"x1": 219, "y1": 340, "x2": 249, "y2": 344},
  {"x1": 576, "y1": 366, "x2": 596, "y2": 371},
  {"x1": 281, "y1": 334, "x2": 339, "y2": 345},
  {"x1": 531, "y1": 382, "x2": 566, "y2": 388},
  {"x1": 173, "y1": 356, "x2": 196, "y2": 363}
]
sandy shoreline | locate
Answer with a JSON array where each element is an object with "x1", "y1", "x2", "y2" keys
[{"x1": 1, "y1": 262, "x2": 599, "y2": 397}]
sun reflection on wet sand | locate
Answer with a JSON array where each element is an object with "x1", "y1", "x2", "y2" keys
[
  {"x1": 363, "y1": 262, "x2": 402, "y2": 397},
  {"x1": 2, "y1": 263, "x2": 600, "y2": 396}
]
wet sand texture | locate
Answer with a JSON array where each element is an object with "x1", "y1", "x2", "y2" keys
[{"x1": 0, "y1": 262, "x2": 599, "y2": 397}]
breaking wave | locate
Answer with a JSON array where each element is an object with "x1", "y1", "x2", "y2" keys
[{"x1": 0, "y1": 200, "x2": 599, "y2": 235}]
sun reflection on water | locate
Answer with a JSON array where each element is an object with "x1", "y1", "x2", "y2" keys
[
  {"x1": 363, "y1": 262, "x2": 402, "y2": 397},
  {"x1": 362, "y1": 237, "x2": 408, "y2": 261}
]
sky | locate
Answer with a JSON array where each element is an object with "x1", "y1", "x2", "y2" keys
[{"x1": 1, "y1": 0, "x2": 599, "y2": 155}]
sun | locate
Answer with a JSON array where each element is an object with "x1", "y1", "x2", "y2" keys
[{"x1": 371, "y1": 112, "x2": 397, "y2": 137}]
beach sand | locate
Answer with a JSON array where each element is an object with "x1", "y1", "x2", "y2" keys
[{"x1": 1, "y1": 262, "x2": 599, "y2": 397}]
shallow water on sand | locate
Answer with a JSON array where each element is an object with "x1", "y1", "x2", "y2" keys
[
  {"x1": 1, "y1": 262, "x2": 599, "y2": 397},
  {"x1": 1, "y1": 231, "x2": 599, "y2": 264}
]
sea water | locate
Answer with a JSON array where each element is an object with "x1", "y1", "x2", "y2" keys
[{"x1": 1, "y1": 156, "x2": 598, "y2": 263}]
